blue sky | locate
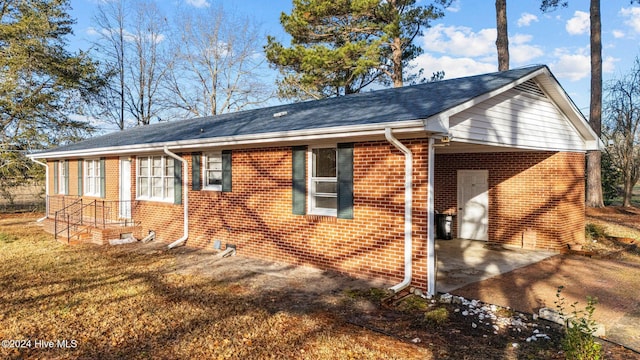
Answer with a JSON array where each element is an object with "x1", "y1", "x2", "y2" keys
[{"x1": 68, "y1": 0, "x2": 640, "y2": 117}]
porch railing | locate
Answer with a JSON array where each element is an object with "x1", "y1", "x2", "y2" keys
[{"x1": 50, "y1": 196, "x2": 139, "y2": 243}]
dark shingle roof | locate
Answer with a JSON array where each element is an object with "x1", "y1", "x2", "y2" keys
[{"x1": 37, "y1": 65, "x2": 545, "y2": 155}]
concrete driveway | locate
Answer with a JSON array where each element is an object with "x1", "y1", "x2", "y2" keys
[{"x1": 435, "y1": 238, "x2": 557, "y2": 294}]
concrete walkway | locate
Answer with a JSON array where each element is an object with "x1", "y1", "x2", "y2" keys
[{"x1": 435, "y1": 239, "x2": 557, "y2": 294}]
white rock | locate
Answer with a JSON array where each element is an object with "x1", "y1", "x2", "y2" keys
[{"x1": 440, "y1": 293, "x2": 453, "y2": 304}]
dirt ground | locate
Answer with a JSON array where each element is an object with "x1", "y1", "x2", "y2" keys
[
  {"x1": 156, "y1": 206, "x2": 640, "y2": 357},
  {"x1": 134, "y1": 211, "x2": 640, "y2": 358},
  {"x1": 453, "y1": 206, "x2": 640, "y2": 353},
  {"x1": 4, "y1": 211, "x2": 640, "y2": 358}
]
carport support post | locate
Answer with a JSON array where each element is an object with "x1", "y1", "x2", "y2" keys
[{"x1": 427, "y1": 137, "x2": 436, "y2": 296}]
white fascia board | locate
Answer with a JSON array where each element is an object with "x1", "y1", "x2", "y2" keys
[
  {"x1": 28, "y1": 120, "x2": 426, "y2": 159},
  {"x1": 424, "y1": 114, "x2": 449, "y2": 133}
]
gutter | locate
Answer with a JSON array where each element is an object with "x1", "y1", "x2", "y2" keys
[
  {"x1": 427, "y1": 138, "x2": 436, "y2": 296},
  {"x1": 163, "y1": 147, "x2": 189, "y2": 249},
  {"x1": 30, "y1": 158, "x2": 49, "y2": 222},
  {"x1": 385, "y1": 128, "x2": 413, "y2": 293},
  {"x1": 29, "y1": 120, "x2": 426, "y2": 160}
]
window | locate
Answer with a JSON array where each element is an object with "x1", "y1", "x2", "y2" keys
[
  {"x1": 292, "y1": 144, "x2": 353, "y2": 219},
  {"x1": 84, "y1": 159, "x2": 101, "y2": 196},
  {"x1": 58, "y1": 160, "x2": 68, "y2": 195},
  {"x1": 137, "y1": 156, "x2": 175, "y2": 202},
  {"x1": 203, "y1": 151, "x2": 222, "y2": 191},
  {"x1": 309, "y1": 147, "x2": 337, "y2": 216}
]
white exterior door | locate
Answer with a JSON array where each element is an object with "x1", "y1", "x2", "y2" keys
[
  {"x1": 457, "y1": 170, "x2": 489, "y2": 241},
  {"x1": 119, "y1": 157, "x2": 132, "y2": 219}
]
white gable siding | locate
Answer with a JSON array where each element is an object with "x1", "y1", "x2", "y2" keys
[{"x1": 448, "y1": 87, "x2": 586, "y2": 151}]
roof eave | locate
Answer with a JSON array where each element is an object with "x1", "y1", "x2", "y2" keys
[{"x1": 28, "y1": 120, "x2": 427, "y2": 159}]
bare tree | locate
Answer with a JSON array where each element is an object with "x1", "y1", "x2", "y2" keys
[
  {"x1": 495, "y1": 0, "x2": 509, "y2": 71},
  {"x1": 128, "y1": 0, "x2": 169, "y2": 125},
  {"x1": 92, "y1": 0, "x2": 127, "y2": 130},
  {"x1": 604, "y1": 57, "x2": 640, "y2": 207},
  {"x1": 165, "y1": 5, "x2": 273, "y2": 117},
  {"x1": 91, "y1": 0, "x2": 169, "y2": 127}
]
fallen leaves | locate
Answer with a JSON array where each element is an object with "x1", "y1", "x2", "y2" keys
[{"x1": 0, "y1": 216, "x2": 432, "y2": 359}]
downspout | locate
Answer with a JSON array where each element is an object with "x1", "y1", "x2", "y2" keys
[
  {"x1": 427, "y1": 138, "x2": 436, "y2": 296},
  {"x1": 164, "y1": 146, "x2": 189, "y2": 249},
  {"x1": 30, "y1": 158, "x2": 49, "y2": 222},
  {"x1": 385, "y1": 128, "x2": 413, "y2": 293}
]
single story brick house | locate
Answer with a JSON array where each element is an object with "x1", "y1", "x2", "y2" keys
[{"x1": 29, "y1": 65, "x2": 600, "y2": 295}]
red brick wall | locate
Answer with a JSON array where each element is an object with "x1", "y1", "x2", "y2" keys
[
  {"x1": 43, "y1": 146, "x2": 585, "y2": 288},
  {"x1": 182, "y1": 140, "x2": 429, "y2": 288},
  {"x1": 434, "y1": 151, "x2": 585, "y2": 250}
]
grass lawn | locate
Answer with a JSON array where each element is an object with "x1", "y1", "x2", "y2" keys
[
  {"x1": 2, "y1": 213, "x2": 639, "y2": 359},
  {"x1": 0, "y1": 214, "x2": 432, "y2": 360}
]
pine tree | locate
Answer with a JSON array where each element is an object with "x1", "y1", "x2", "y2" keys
[
  {"x1": 265, "y1": 0, "x2": 451, "y2": 100},
  {"x1": 0, "y1": 0, "x2": 104, "y2": 150},
  {"x1": 0, "y1": 0, "x2": 104, "y2": 194}
]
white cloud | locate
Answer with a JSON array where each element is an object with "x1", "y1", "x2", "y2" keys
[
  {"x1": 410, "y1": 53, "x2": 496, "y2": 80},
  {"x1": 550, "y1": 48, "x2": 618, "y2": 81},
  {"x1": 551, "y1": 52, "x2": 589, "y2": 81},
  {"x1": 620, "y1": 7, "x2": 640, "y2": 33},
  {"x1": 185, "y1": 0, "x2": 210, "y2": 8},
  {"x1": 421, "y1": 24, "x2": 496, "y2": 57},
  {"x1": 446, "y1": 0, "x2": 461, "y2": 13},
  {"x1": 509, "y1": 33, "x2": 544, "y2": 64},
  {"x1": 420, "y1": 25, "x2": 542, "y2": 66},
  {"x1": 566, "y1": 11, "x2": 589, "y2": 35},
  {"x1": 517, "y1": 13, "x2": 538, "y2": 27},
  {"x1": 612, "y1": 30, "x2": 626, "y2": 38}
]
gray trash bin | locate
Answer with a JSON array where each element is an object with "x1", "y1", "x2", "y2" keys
[{"x1": 436, "y1": 213, "x2": 453, "y2": 240}]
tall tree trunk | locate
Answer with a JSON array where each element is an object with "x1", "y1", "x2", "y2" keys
[
  {"x1": 586, "y1": 0, "x2": 604, "y2": 207},
  {"x1": 623, "y1": 164, "x2": 633, "y2": 207},
  {"x1": 392, "y1": 36, "x2": 403, "y2": 87},
  {"x1": 495, "y1": 0, "x2": 509, "y2": 71}
]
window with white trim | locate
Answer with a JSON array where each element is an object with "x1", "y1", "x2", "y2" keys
[
  {"x1": 203, "y1": 151, "x2": 222, "y2": 191},
  {"x1": 58, "y1": 160, "x2": 68, "y2": 195},
  {"x1": 137, "y1": 155, "x2": 175, "y2": 202},
  {"x1": 309, "y1": 147, "x2": 337, "y2": 216},
  {"x1": 84, "y1": 159, "x2": 101, "y2": 196}
]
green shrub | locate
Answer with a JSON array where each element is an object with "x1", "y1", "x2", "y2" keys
[
  {"x1": 424, "y1": 307, "x2": 449, "y2": 327},
  {"x1": 555, "y1": 286, "x2": 603, "y2": 360},
  {"x1": 398, "y1": 295, "x2": 428, "y2": 312},
  {"x1": 585, "y1": 223, "x2": 608, "y2": 241}
]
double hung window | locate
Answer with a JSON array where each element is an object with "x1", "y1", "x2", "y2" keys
[
  {"x1": 203, "y1": 151, "x2": 223, "y2": 191},
  {"x1": 84, "y1": 159, "x2": 101, "y2": 196},
  {"x1": 309, "y1": 147, "x2": 338, "y2": 216},
  {"x1": 137, "y1": 156, "x2": 175, "y2": 202},
  {"x1": 58, "y1": 160, "x2": 68, "y2": 195}
]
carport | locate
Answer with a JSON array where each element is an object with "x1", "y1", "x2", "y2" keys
[{"x1": 435, "y1": 238, "x2": 558, "y2": 293}]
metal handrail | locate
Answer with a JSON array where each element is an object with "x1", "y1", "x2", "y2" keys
[
  {"x1": 51, "y1": 196, "x2": 140, "y2": 243},
  {"x1": 54, "y1": 198, "x2": 83, "y2": 242}
]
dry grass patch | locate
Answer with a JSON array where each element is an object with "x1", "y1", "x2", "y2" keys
[{"x1": 0, "y1": 215, "x2": 431, "y2": 359}]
